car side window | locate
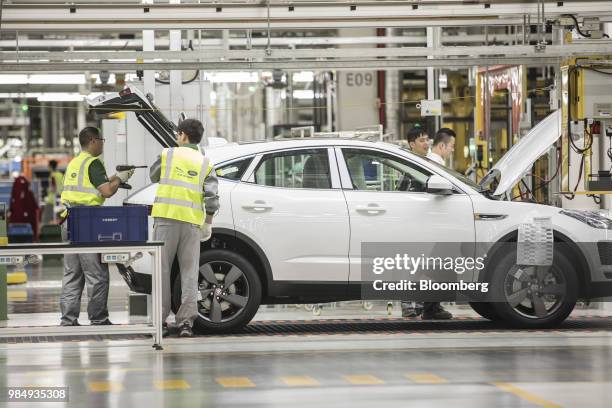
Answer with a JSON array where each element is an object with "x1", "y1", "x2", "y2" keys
[
  {"x1": 216, "y1": 158, "x2": 253, "y2": 181},
  {"x1": 254, "y1": 149, "x2": 331, "y2": 189},
  {"x1": 342, "y1": 148, "x2": 432, "y2": 192}
]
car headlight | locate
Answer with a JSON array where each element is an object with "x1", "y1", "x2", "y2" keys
[{"x1": 560, "y1": 209, "x2": 612, "y2": 229}]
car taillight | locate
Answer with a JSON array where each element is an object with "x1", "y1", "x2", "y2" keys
[{"x1": 119, "y1": 88, "x2": 132, "y2": 97}]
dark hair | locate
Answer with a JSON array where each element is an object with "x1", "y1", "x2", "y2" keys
[
  {"x1": 178, "y1": 119, "x2": 204, "y2": 144},
  {"x1": 406, "y1": 127, "x2": 428, "y2": 144},
  {"x1": 433, "y1": 127, "x2": 456, "y2": 146},
  {"x1": 78, "y1": 127, "x2": 100, "y2": 147},
  {"x1": 49, "y1": 160, "x2": 58, "y2": 170}
]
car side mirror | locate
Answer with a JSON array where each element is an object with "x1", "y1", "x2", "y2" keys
[{"x1": 426, "y1": 175, "x2": 454, "y2": 195}]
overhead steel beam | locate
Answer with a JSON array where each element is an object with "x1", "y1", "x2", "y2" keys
[
  {"x1": 0, "y1": 56, "x2": 564, "y2": 72},
  {"x1": 0, "y1": 34, "x2": 556, "y2": 50},
  {"x1": 2, "y1": 42, "x2": 611, "y2": 62},
  {"x1": 0, "y1": 84, "x2": 80, "y2": 92},
  {"x1": 2, "y1": 1, "x2": 612, "y2": 31}
]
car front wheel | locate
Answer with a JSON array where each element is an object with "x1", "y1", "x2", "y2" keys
[
  {"x1": 172, "y1": 249, "x2": 262, "y2": 334},
  {"x1": 490, "y1": 248, "x2": 577, "y2": 328}
]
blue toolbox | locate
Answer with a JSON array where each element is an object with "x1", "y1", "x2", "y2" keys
[
  {"x1": 67, "y1": 205, "x2": 148, "y2": 243},
  {"x1": 8, "y1": 223, "x2": 34, "y2": 244}
]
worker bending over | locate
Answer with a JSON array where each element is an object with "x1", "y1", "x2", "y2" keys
[
  {"x1": 46, "y1": 159, "x2": 64, "y2": 205},
  {"x1": 150, "y1": 119, "x2": 219, "y2": 338},
  {"x1": 42, "y1": 159, "x2": 64, "y2": 223}
]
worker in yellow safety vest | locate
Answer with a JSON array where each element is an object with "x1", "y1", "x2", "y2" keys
[
  {"x1": 59, "y1": 127, "x2": 135, "y2": 326},
  {"x1": 150, "y1": 118, "x2": 219, "y2": 338},
  {"x1": 45, "y1": 160, "x2": 64, "y2": 206}
]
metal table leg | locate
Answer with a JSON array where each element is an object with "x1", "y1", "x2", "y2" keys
[{"x1": 152, "y1": 245, "x2": 163, "y2": 350}]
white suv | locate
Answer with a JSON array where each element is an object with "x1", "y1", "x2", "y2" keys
[{"x1": 93, "y1": 90, "x2": 612, "y2": 333}]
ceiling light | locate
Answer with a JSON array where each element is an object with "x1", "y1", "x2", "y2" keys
[
  {"x1": 293, "y1": 90, "x2": 314, "y2": 99},
  {"x1": 37, "y1": 93, "x2": 85, "y2": 102},
  {"x1": 204, "y1": 72, "x2": 260, "y2": 83},
  {"x1": 0, "y1": 74, "x2": 86, "y2": 85},
  {"x1": 293, "y1": 71, "x2": 314, "y2": 82}
]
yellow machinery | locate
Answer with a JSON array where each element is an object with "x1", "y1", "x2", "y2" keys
[
  {"x1": 472, "y1": 58, "x2": 612, "y2": 205},
  {"x1": 474, "y1": 65, "x2": 526, "y2": 190},
  {"x1": 444, "y1": 72, "x2": 474, "y2": 174},
  {"x1": 560, "y1": 57, "x2": 612, "y2": 210}
]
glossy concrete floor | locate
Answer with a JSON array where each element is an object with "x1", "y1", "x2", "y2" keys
[{"x1": 1, "y1": 259, "x2": 612, "y2": 407}]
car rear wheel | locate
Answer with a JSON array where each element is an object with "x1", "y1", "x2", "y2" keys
[
  {"x1": 172, "y1": 249, "x2": 262, "y2": 334},
  {"x1": 490, "y1": 248, "x2": 577, "y2": 328}
]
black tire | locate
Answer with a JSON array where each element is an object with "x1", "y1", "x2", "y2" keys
[
  {"x1": 490, "y1": 248, "x2": 577, "y2": 328},
  {"x1": 172, "y1": 249, "x2": 262, "y2": 334},
  {"x1": 469, "y1": 302, "x2": 501, "y2": 321}
]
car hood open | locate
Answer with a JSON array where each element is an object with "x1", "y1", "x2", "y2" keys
[{"x1": 479, "y1": 109, "x2": 561, "y2": 196}]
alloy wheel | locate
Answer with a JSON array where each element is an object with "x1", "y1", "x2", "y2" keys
[
  {"x1": 197, "y1": 261, "x2": 250, "y2": 323},
  {"x1": 503, "y1": 264, "x2": 567, "y2": 319}
]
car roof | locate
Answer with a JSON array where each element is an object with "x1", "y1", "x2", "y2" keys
[{"x1": 205, "y1": 138, "x2": 413, "y2": 164}]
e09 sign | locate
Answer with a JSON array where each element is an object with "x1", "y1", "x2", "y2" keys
[{"x1": 346, "y1": 72, "x2": 374, "y2": 87}]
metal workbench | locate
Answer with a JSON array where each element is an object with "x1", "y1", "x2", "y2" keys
[{"x1": 0, "y1": 241, "x2": 164, "y2": 350}]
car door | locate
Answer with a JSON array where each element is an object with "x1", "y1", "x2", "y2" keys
[
  {"x1": 336, "y1": 147, "x2": 476, "y2": 282},
  {"x1": 231, "y1": 147, "x2": 350, "y2": 282}
]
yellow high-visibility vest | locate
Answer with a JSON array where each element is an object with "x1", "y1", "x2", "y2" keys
[
  {"x1": 45, "y1": 171, "x2": 64, "y2": 205},
  {"x1": 60, "y1": 152, "x2": 105, "y2": 207},
  {"x1": 151, "y1": 146, "x2": 213, "y2": 225}
]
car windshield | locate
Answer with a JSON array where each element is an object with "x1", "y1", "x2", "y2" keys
[
  {"x1": 423, "y1": 157, "x2": 483, "y2": 191},
  {"x1": 398, "y1": 147, "x2": 483, "y2": 192}
]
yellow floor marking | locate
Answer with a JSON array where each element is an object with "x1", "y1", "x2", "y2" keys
[
  {"x1": 280, "y1": 376, "x2": 320, "y2": 386},
  {"x1": 343, "y1": 375, "x2": 385, "y2": 385},
  {"x1": 26, "y1": 368, "x2": 150, "y2": 377},
  {"x1": 89, "y1": 382, "x2": 123, "y2": 393},
  {"x1": 216, "y1": 377, "x2": 256, "y2": 388},
  {"x1": 7, "y1": 271, "x2": 27, "y2": 285},
  {"x1": 491, "y1": 382, "x2": 563, "y2": 408},
  {"x1": 405, "y1": 373, "x2": 448, "y2": 384},
  {"x1": 7, "y1": 290, "x2": 27, "y2": 301},
  {"x1": 154, "y1": 379, "x2": 191, "y2": 390}
]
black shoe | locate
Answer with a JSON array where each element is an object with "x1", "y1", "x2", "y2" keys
[
  {"x1": 179, "y1": 323, "x2": 193, "y2": 338},
  {"x1": 162, "y1": 324, "x2": 170, "y2": 338},
  {"x1": 60, "y1": 320, "x2": 80, "y2": 327},
  {"x1": 421, "y1": 304, "x2": 453, "y2": 320},
  {"x1": 91, "y1": 319, "x2": 113, "y2": 326},
  {"x1": 402, "y1": 307, "x2": 424, "y2": 318}
]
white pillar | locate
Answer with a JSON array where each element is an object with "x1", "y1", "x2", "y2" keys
[
  {"x1": 224, "y1": 84, "x2": 234, "y2": 142},
  {"x1": 427, "y1": 26, "x2": 442, "y2": 132},
  {"x1": 326, "y1": 73, "x2": 334, "y2": 132},
  {"x1": 142, "y1": 0, "x2": 156, "y2": 101},
  {"x1": 169, "y1": 0, "x2": 182, "y2": 125}
]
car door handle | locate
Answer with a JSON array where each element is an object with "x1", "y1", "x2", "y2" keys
[
  {"x1": 242, "y1": 200, "x2": 273, "y2": 212},
  {"x1": 355, "y1": 204, "x2": 386, "y2": 215}
]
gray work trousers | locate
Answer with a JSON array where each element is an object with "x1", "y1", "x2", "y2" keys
[
  {"x1": 60, "y1": 223, "x2": 110, "y2": 325},
  {"x1": 153, "y1": 217, "x2": 201, "y2": 328}
]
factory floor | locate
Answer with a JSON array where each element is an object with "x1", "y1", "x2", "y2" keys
[{"x1": 1, "y1": 259, "x2": 611, "y2": 407}]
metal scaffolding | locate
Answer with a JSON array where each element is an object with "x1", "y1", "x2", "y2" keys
[{"x1": 1, "y1": 1, "x2": 612, "y2": 31}]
